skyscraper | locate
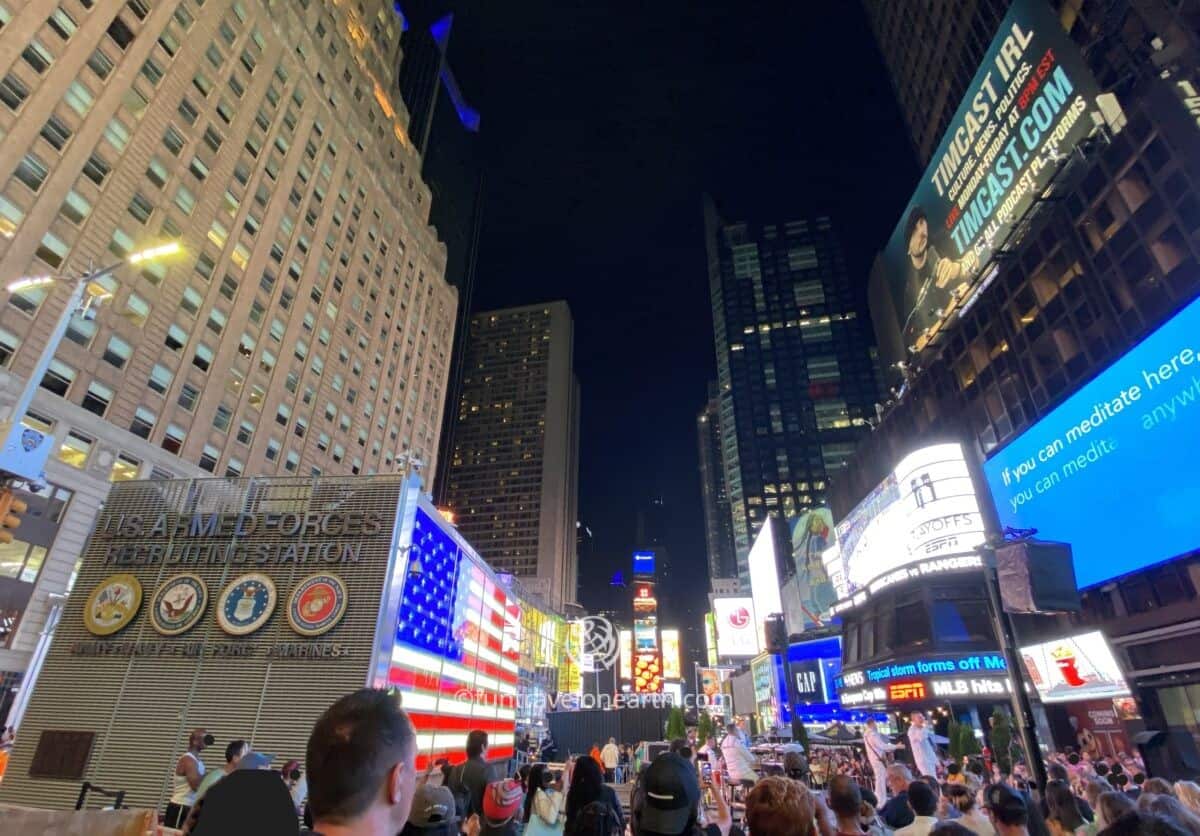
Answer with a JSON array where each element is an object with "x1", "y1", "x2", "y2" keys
[
  {"x1": 697, "y1": 381, "x2": 737, "y2": 583},
  {"x1": 861, "y1": 0, "x2": 1008, "y2": 167},
  {"x1": 443, "y1": 302, "x2": 580, "y2": 611},
  {"x1": 704, "y1": 197, "x2": 879, "y2": 584},
  {"x1": 0, "y1": 0, "x2": 455, "y2": 724}
]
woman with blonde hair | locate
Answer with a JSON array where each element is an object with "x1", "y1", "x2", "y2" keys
[{"x1": 1177, "y1": 781, "x2": 1200, "y2": 817}]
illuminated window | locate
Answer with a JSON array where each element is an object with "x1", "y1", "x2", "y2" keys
[
  {"x1": 58, "y1": 430, "x2": 94, "y2": 468},
  {"x1": 110, "y1": 453, "x2": 141, "y2": 482}
]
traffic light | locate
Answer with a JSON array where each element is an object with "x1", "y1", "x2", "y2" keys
[{"x1": 0, "y1": 488, "x2": 26, "y2": 544}]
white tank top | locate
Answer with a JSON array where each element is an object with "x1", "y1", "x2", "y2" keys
[{"x1": 170, "y1": 751, "x2": 206, "y2": 806}]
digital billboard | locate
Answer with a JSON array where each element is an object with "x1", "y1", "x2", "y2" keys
[
  {"x1": 747, "y1": 520, "x2": 783, "y2": 646},
  {"x1": 825, "y1": 443, "x2": 986, "y2": 601},
  {"x1": 704, "y1": 612, "x2": 718, "y2": 666},
  {"x1": 984, "y1": 295, "x2": 1200, "y2": 588},
  {"x1": 634, "y1": 653, "x2": 663, "y2": 693},
  {"x1": 1019, "y1": 631, "x2": 1131, "y2": 704},
  {"x1": 634, "y1": 619, "x2": 657, "y2": 651},
  {"x1": 872, "y1": 0, "x2": 1101, "y2": 364},
  {"x1": 712, "y1": 596, "x2": 759, "y2": 658},
  {"x1": 619, "y1": 629, "x2": 633, "y2": 680},
  {"x1": 633, "y1": 550, "x2": 656, "y2": 576},
  {"x1": 786, "y1": 509, "x2": 836, "y2": 629},
  {"x1": 661, "y1": 629, "x2": 682, "y2": 680}
]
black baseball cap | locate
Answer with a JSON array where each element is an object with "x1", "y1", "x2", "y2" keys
[
  {"x1": 984, "y1": 784, "x2": 1028, "y2": 826},
  {"x1": 638, "y1": 753, "x2": 700, "y2": 835}
]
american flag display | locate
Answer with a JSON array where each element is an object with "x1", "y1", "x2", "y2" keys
[{"x1": 389, "y1": 506, "x2": 522, "y2": 770}]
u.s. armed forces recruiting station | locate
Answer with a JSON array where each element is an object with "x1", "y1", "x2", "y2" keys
[
  {"x1": 872, "y1": 0, "x2": 1104, "y2": 361},
  {"x1": 97, "y1": 510, "x2": 385, "y2": 567}
]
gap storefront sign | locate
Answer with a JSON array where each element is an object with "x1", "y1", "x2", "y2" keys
[{"x1": 836, "y1": 653, "x2": 1011, "y2": 709}]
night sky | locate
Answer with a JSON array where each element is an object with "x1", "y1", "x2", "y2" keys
[{"x1": 442, "y1": 2, "x2": 920, "y2": 665}]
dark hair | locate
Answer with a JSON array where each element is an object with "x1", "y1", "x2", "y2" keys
[
  {"x1": 1147, "y1": 795, "x2": 1200, "y2": 836},
  {"x1": 224, "y1": 739, "x2": 247, "y2": 764},
  {"x1": 1047, "y1": 763, "x2": 1069, "y2": 783},
  {"x1": 1146, "y1": 778, "x2": 1176, "y2": 796},
  {"x1": 828, "y1": 775, "x2": 862, "y2": 818},
  {"x1": 306, "y1": 688, "x2": 416, "y2": 823},
  {"x1": 669, "y1": 738, "x2": 687, "y2": 754},
  {"x1": 1099, "y1": 790, "x2": 1135, "y2": 828},
  {"x1": 908, "y1": 780, "x2": 937, "y2": 817},
  {"x1": 904, "y1": 206, "x2": 927, "y2": 246},
  {"x1": 944, "y1": 784, "x2": 975, "y2": 814},
  {"x1": 1101, "y1": 811, "x2": 1190, "y2": 836},
  {"x1": 467, "y1": 730, "x2": 489, "y2": 759},
  {"x1": 1046, "y1": 780, "x2": 1086, "y2": 831},
  {"x1": 931, "y1": 824, "x2": 975, "y2": 835},
  {"x1": 783, "y1": 751, "x2": 806, "y2": 780},
  {"x1": 524, "y1": 763, "x2": 550, "y2": 824},
  {"x1": 566, "y1": 756, "x2": 606, "y2": 826}
]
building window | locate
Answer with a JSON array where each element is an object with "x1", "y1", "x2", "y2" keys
[
  {"x1": 213, "y1": 404, "x2": 232, "y2": 431},
  {"x1": 0, "y1": 327, "x2": 19, "y2": 366},
  {"x1": 192, "y1": 343, "x2": 214, "y2": 372},
  {"x1": 14, "y1": 153, "x2": 49, "y2": 191},
  {"x1": 177, "y1": 382, "x2": 201, "y2": 411},
  {"x1": 236, "y1": 420, "x2": 254, "y2": 445},
  {"x1": 57, "y1": 430, "x2": 94, "y2": 468},
  {"x1": 40, "y1": 358, "x2": 75, "y2": 396},
  {"x1": 147, "y1": 364, "x2": 172, "y2": 394},
  {"x1": 130, "y1": 407, "x2": 156, "y2": 438},
  {"x1": 81, "y1": 381, "x2": 114, "y2": 416},
  {"x1": 110, "y1": 453, "x2": 141, "y2": 482},
  {"x1": 225, "y1": 458, "x2": 243, "y2": 477},
  {"x1": 198, "y1": 444, "x2": 219, "y2": 472},
  {"x1": 265, "y1": 438, "x2": 280, "y2": 461},
  {"x1": 0, "y1": 541, "x2": 48, "y2": 585},
  {"x1": 162, "y1": 423, "x2": 186, "y2": 454},
  {"x1": 284, "y1": 450, "x2": 299, "y2": 472},
  {"x1": 102, "y1": 335, "x2": 132, "y2": 369},
  {"x1": 123, "y1": 293, "x2": 150, "y2": 326}
]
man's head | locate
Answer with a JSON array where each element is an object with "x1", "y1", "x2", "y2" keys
[
  {"x1": 634, "y1": 753, "x2": 701, "y2": 835},
  {"x1": 224, "y1": 739, "x2": 249, "y2": 767},
  {"x1": 910, "y1": 712, "x2": 926, "y2": 728},
  {"x1": 908, "y1": 780, "x2": 937, "y2": 817},
  {"x1": 828, "y1": 775, "x2": 863, "y2": 821},
  {"x1": 865, "y1": 717, "x2": 877, "y2": 728},
  {"x1": 984, "y1": 783, "x2": 1029, "y2": 832},
  {"x1": 1047, "y1": 762, "x2": 1069, "y2": 783},
  {"x1": 725, "y1": 723, "x2": 738, "y2": 736},
  {"x1": 407, "y1": 783, "x2": 458, "y2": 834},
  {"x1": 306, "y1": 688, "x2": 417, "y2": 830},
  {"x1": 609, "y1": 737, "x2": 616, "y2": 745},
  {"x1": 189, "y1": 728, "x2": 210, "y2": 752},
  {"x1": 745, "y1": 776, "x2": 816, "y2": 836},
  {"x1": 466, "y1": 730, "x2": 488, "y2": 759},
  {"x1": 905, "y1": 206, "x2": 929, "y2": 263},
  {"x1": 887, "y1": 764, "x2": 913, "y2": 796}
]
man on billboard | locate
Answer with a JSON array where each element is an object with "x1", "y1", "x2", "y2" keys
[{"x1": 901, "y1": 206, "x2": 977, "y2": 351}]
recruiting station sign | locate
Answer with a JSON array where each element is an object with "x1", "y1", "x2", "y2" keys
[{"x1": 872, "y1": 0, "x2": 1102, "y2": 363}]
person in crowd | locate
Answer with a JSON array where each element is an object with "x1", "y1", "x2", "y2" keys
[
  {"x1": 933, "y1": 825, "x2": 978, "y2": 835},
  {"x1": 1044, "y1": 780, "x2": 1094, "y2": 836},
  {"x1": 590, "y1": 743, "x2": 604, "y2": 771},
  {"x1": 1046, "y1": 764, "x2": 1094, "y2": 823},
  {"x1": 517, "y1": 764, "x2": 533, "y2": 792},
  {"x1": 1176, "y1": 782, "x2": 1200, "y2": 816},
  {"x1": 281, "y1": 758, "x2": 307, "y2": 817},
  {"x1": 523, "y1": 763, "x2": 565, "y2": 836},
  {"x1": 167, "y1": 728, "x2": 211, "y2": 828},
  {"x1": 631, "y1": 751, "x2": 731, "y2": 836},
  {"x1": 828, "y1": 775, "x2": 869, "y2": 836},
  {"x1": 880, "y1": 765, "x2": 917, "y2": 830},
  {"x1": 896, "y1": 780, "x2": 939, "y2": 836},
  {"x1": 745, "y1": 775, "x2": 819, "y2": 836},
  {"x1": 193, "y1": 739, "x2": 248, "y2": 803},
  {"x1": 908, "y1": 713, "x2": 940, "y2": 779},
  {"x1": 185, "y1": 767, "x2": 299, "y2": 835},
  {"x1": 477, "y1": 778, "x2": 525, "y2": 836},
  {"x1": 864, "y1": 717, "x2": 904, "y2": 802},
  {"x1": 541, "y1": 732, "x2": 558, "y2": 763},
  {"x1": 1083, "y1": 780, "x2": 1111, "y2": 821},
  {"x1": 944, "y1": 783, "x2": 994, "y2": 836},
  {"x1": 403, "y1": 783, "x2": 459, "y2": 836},
  {"x1": 859, "y1": 787, "x2": 889, "y2": 836},
  {"x1": 1126, "y1": 773, "x2": 1145, "y2": 799},
  {"x1": 1096, "y1": 792, "x2": 1135, "y2": 831},
  {"x1": 601, "y1": 738, "x2": 620, "y2": 783},
  {"x1": 450, "y1": 730, "x2": 495, "y2": 822},
  {"x1": 1146, "y1": 795, "x2": 1200, "y2": 836},
  {"x1": 984, "y1": 784, "x2": 1032, "y2": 836},
  {"x1": 783, "y1": 750, "x2": 809, "y2": 783},
  {"x1": 1146, "y1": 778, "x2": 1177, "y2": 797},
  {"x1": 298, "y1": 688, "x2": 418, "y2": 836},
  {"x1": 566, "y1": 754, "x2": 624, "y2": 836},
  {"x1": 720, "y1": 723, "x2": 759, "y2": 792},
  {"x1": 698, "y1": 737, "x2": 718, "y2": 764},
  {"x1": 1098, "y1": 811, "x2": 1190, "y2": 836},
  {"x1": 619, "y1": 744, "x2": 632, "y2": 784}
]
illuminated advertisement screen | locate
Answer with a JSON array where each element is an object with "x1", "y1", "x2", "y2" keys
[
  {"x1": 712, "y1": 597, "x2": 758, "y2": 658},
  {"x1": 747, "y1": 521, "x2": 782, "y2": 646},
  {"x1": 786, "y1": 509, "x2": 836, "y2": 630},
  {"x1": 661, "y1": 629, "x2": 681, "y2": 680},
  {"x1": 985, "y1": 296, "x2": 1200, "y2": 587},
  {"x1": 873, "y1": 0, "x2": 1101, "y2": 362},
  {"x1": 634, "y1": 619, "x2": 658, "y2": 651},
  {"x1": 634, "y1": 653, "x2": 663, "y2": 693},
  {"x1": 826, "y1": 443, "x2": 986, "y2": 601},
  {"x1": 751, "y1": 653, "x2": 779, "y2": 732},
  {"x1": 619, "y1": 629, "x2": 633, "y2": 680},
  {"x1": 389, "y1": 507, "x2": 520, "y2": 768},
  {"x1": 633, "y1": 550, "x2": 656, "y2": 575},
  {"x1": 1019, "y1": 631, "x2": 1131, "y2": 703},
  {"x1": 704, "y1": 612, "x2": 718, "y2": 666}
]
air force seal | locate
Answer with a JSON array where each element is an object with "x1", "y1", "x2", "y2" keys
[
  {"x1": 287, "y1": 573, "x2": 347, "y2": 637},
  {"x1": 216, "y1": 573, "x2": 276, "y2": 636},
  {"x1": 84, "y1": 574, "x2": 142, "y2": 636},
  {"x1": 150, "y1": 573, "x2": 207, "y2": 636}
]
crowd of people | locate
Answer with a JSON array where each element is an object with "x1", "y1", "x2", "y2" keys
[{"x1": 159, "y1": 694, "x2": 1200, "y2": 836}]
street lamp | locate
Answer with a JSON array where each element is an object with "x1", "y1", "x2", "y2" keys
[{"x1": 0, "y1": 241, "x2": 182, "y2": 483}]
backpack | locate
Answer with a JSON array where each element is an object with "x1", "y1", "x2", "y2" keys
[
  {"x1": 449, "y1": 763, "x2": 471, "y2": 819},
  {"x1": 567, "y1": 800, "x2": 622, "y2": 836}
]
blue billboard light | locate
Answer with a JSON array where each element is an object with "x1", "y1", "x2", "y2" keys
[
  {"x1": 984, "y1": 295, "x2": 1200, "y2": 588},
  {"x1": 632, "y1": 550, "x2": 656, "y2": 575}
]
